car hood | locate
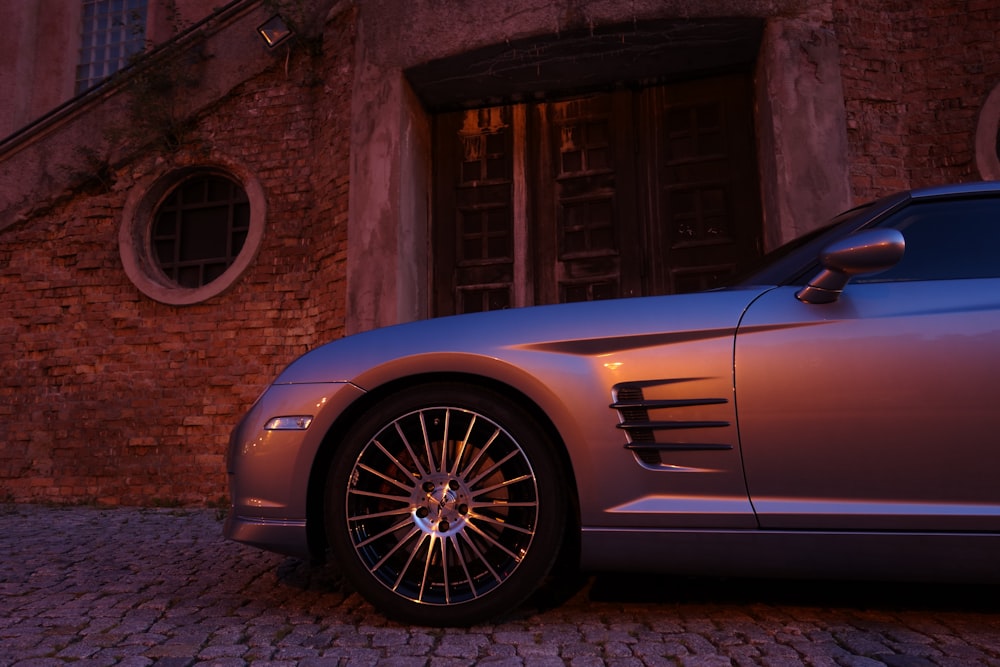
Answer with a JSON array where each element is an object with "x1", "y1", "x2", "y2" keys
[{"x1": 274, "y1": 286, "x2": 774, "y2": 388}]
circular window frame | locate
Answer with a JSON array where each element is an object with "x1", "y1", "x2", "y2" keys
[
  {"x1": 975, "y1": 82, "x2": 1000, "y2": 180},
  {"x1": 120, "y1": 163, "x2": 266, "y2": 305}
]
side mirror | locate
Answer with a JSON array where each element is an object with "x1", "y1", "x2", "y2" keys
[{"x1": 796, "y1": 228, "x2": 905, "y2": 304}]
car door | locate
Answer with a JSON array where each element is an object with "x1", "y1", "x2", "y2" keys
[{"x1": 735, "y1": 195, "x2": 1000, "y2": 532}]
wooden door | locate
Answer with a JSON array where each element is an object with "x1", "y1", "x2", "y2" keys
[
  {"x1": 432, "y1": 74, "x2": 761, "y2": 316},
  {"x1": 642, "y1": 75, "x2": 762, "y2": 294},
  {"x1": 433, "y1": 107, "x2": 517, "y2": 315},
  {"x1": 531, "y1": 92, "x2": 642, "y2": 304}
]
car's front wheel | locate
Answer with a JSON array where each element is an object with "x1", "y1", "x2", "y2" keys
[{"x1": 325, "y1": 383, "x2": 567, "y2": 626}]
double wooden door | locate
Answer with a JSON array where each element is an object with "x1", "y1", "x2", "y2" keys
[{"x1": 433, "y1": 74, "x2": 761, "y2": 315}]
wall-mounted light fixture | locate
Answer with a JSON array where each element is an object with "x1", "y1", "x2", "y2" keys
[{"x1": 257, "y1": 15, "x2": 293, "y2": 48}]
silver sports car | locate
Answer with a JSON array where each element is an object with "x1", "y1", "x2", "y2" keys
[{"x1": 225, "y1": 182, "x2": 1000, "y2": 626}]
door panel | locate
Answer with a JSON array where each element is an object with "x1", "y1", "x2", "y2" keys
[
  {"x1": 644, "y1": 75, "x2": 762, "y2": 294},
  {"x1": 533, "y1": 93, "x2": 641, "y2": 304},
  {"x1": 433, "y1": 108, "x2": 516, "y2": 315},
  {"x1": 736, "y1": 280, "x2": 1000, "y2": 531}
]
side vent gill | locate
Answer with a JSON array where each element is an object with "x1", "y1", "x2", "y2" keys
[{"x1": 610, "y1": 379, "x2": 732, "y2": 466}]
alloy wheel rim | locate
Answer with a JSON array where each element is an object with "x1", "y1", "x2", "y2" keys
[{"x1": 345, "y1": 406, "x2": 539, "y2": 606}]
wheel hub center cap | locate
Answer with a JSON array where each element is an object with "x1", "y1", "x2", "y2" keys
[
  {"x1": 431, "y1": 487, "x2": 456, "y2": 515},
  {"x1": 412, "y1": 477, "x2": 469, "y2": 535}
]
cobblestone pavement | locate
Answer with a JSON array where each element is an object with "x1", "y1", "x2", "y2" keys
[{"x1": 4, "y1": 505, "x2": 1000, "y2": 666}]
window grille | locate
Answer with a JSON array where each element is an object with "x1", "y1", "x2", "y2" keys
[
  {"x1": 76, "y1": 0, "x2": 148, "y2": 94},
  {"x1": 152, "y1": 175, "x2": 251, "y2": 289}
]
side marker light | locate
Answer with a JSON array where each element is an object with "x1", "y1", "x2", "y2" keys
[{"x1": 264, "y1": 416, "x2": 314, "y2": 431}]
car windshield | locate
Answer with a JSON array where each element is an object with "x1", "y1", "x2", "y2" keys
[
  {"x1": 729, "y1": 193, "x2": 908, "y2": 287},
  {"x1": 728, "y1": 221, "x2": 841, "y2": 286}
]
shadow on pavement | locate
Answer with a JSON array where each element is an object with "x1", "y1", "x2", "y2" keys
[
  {"x1": 269, "y1": 555, "x2": 1000, "y2": 619},
  {"x1": 275, "y1": 557, "x2": 347, "y2": 592},
  {"x1": 586, "y1": 572, "x2": 1000, "y2": 613}
]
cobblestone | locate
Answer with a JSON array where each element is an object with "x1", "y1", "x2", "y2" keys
[{"x1": 3, "y1": 505, "x2": 1000, "y2": 666}]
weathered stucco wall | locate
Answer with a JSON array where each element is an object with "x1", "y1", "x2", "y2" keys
[
  {"x1": 756, "y1": 18, "x2": 851, "y2": 249},
  {"x1": 0, "y1": 0, "x2": 79, "y2": 140}
]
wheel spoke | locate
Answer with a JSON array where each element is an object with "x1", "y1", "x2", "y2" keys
[
  {"x1": 472, "y1": 472, "x2": 534, "y2": 498},
  {"x1": 373, "y1": 525, "x2": 423, "y2": 581},
  {"x1": 449, "y1": 414, "x2": 476, "y2": 477},
  {"x1": 354, "y1": 515, "x2": 414, "y2": 549},
  {"x1": 439, "y1": 409, "x2": 452, "y2": 475},
  {"x1": 418, "y1": 534, "x2": 445, "y2": 603},
  {"x1": 357, "y1": 461, "x2": 414, "y2": 494},
  {"x1": 419, "y1": 411, "x2": 438, "y2": 474},
  {"x1": 467, "y1": 449, "x2": 520, "y2": 488},
  {"x1": 459, "y1": 426, "x2": 501, "y2": 480},
  {"x1": 446, "y1": 533, "x2": 479, "y2": 599},
  {"x1": 348, "y1": 487, "x2": 409, "y2": 504},
  {"x1": 439, "y1": 536, "x2": 450, "y2": 604},
  {"x1": 468, "y1": 511, "x2": 535, "y2": 536},
  {"x1": 393, "y1": 531, "x2": 431, "y2": 592},
  {"x1": 456, "y1": 529, "x2": 501, "y2": 588},
  {"x1": 395, "y1": 421, "x2": 429, "y2": 478},
  {"x1": 465, "y1": 518, "x2": 525, "y2": 562},
  {"x1": 472, "y1": 499, "x2": 538, "y2": 509},
  {"x1": 372, "y1": 438, "x2": 419, "y2": 487},
  {"x1": 346, "y1": 505, "x2": 412, "y2": 522}
]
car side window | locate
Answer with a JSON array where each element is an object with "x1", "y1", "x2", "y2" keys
[{"x1": 860, "y1": 197, "x2": 1000, "y2": 282}]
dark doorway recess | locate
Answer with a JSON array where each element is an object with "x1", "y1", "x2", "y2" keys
[{"x1": 406, "y1": 18, "x2": 764, "y2": 111}]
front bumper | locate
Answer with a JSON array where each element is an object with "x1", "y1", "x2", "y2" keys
[
  {"x1": 223, "y1": 511, "x2": 311, "y2": 559},
  {"x1": 223, "y1": 380, "x2": 367, "y2": 559}
]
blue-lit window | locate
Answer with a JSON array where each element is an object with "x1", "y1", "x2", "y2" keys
[{"x1": 76, "y1": 0, "x2": 148, "y2": 94}]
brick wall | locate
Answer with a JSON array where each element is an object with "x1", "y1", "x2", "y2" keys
[
  {"x1": 835, "y1": 0, "x2": 1000, "y2": 201},
  {"x1": 0, "y1": 13, "x2": 354, "y2": 505}
]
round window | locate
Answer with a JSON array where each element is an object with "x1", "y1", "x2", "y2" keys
[
  {"x1": 152, "y1": 175, "x2": 250, "y2": 288},
  {"x1": 120, "y1": 165, "x2": 266, "y2": 305},
  {"x1": 975, "y1": 82, "x2": 1000, "y2": 180}
]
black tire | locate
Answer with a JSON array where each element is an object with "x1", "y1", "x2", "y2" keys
[{"x1": 325, "y1": 382, "x2": 567, "y2": 626}]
